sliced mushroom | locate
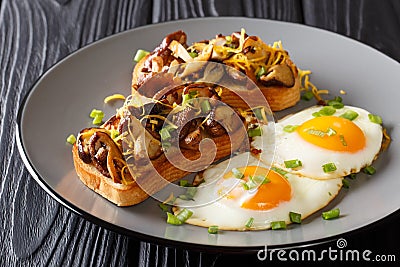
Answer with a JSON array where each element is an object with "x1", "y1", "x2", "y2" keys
[
  {"x1": 211, "y1": 105, "x2": 243, "y2": 133},
  {"x1": 241, "y1": 36, "x2": 270, "y2": 61},
  {"x1": 88, "y1": 131, "x2": 121, "y2": 177},
  {"x1": 180, "y1": 127, "x2": 203, "y2": 150},
  {"x1": 168, "y1": 40, "x2": 193, "y2": 63},
  {"x1": 123, "y1": 116, "x2": 163, "y2": 163},
  {"x1": 77, "y1": 128, "x2": 108, "y2": 164},
  {"x1": 259, "y1": 63, "x2": 295, "y2": 88}
]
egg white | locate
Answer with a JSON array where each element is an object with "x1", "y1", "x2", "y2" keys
[
  {"x1": 252, "y1": 105, "x2": 383, "y2": 179},
  {"x1": 174, "y1": 152, "x2": 342, "y2": 230}
]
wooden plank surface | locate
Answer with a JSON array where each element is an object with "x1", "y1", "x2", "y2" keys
[{"x1": 1, "y1": 0, "x2": 399, "y2": 266}]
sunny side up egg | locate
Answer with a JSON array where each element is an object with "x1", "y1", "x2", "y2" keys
[
  {"x1": 252, "y1": 105, "x2": 383, "y2": 179},
  {"x1": 174, "y1": 152, "x2": 342, "y2": 230}
]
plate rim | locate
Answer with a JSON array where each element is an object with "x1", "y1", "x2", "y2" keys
[{"x1": 15, "y1": 16, "x2": 400, "y2": 251}]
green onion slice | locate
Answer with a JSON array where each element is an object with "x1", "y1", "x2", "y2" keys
[
  {"x1": 368, "y1": 114, "x2": 382, "y2": 124},
  {"x1": 159, "y1": 127, "x2": 172, "y2": 141},
  {"x1": 363, "y1": 166, "x2": 376, "y2": 175},
  {"x1": 245, "y1": 217, "x2": 254, "y2": 228},
  {"x1": 256, "y1": 66, "x2": 267, "y2": 79},
  {"x1": 92, "y1": 115, "x2": 104, "y2": 125},
  {"x1": 322, "y1": 162, "x2": 337, "y2": 173},
  {"x1": 301, "y1": 91, "x2": 314, "y2": 101},
  {"x1": 248, "y1": 127, "x2": 262, "y2": 137},
  {"x1": 232, "y1": 168, "x2": 244, "y2": 179},
  {"x1": 289, "y1": 212, "x2": 302, "y2": 224},
  {"x1": 159, "y1": 203, "x2": 170, "y2": 212},
  {"x1": 188, "y1": 51, "x2": 198, "y2": 58},
  {"x1": 342, "y1": 179, "x2": 350, "y2": 189},
  {"x1": 201, "y1": 99, "x2": 211, "y2": 114},
  {"x1": 208, "y1": 225, "x2": 219, "y2": 234},
  {"x1": 133, "y1": 49, "x2": 150, "y2": 62},
  {"x1": 284, "y1": 159, "x2": 302, "y2": 169},
  {"x1": 326, "y1": 127, "x2": 337, "y2": 136},
  {"x1": 176, "y1": 208, "x2": 193, "y2": 223},
  {"x1": 322, "y1": 208, "x2": 340, "y2": 220},
  {"x1": 318, "y1": 106, "x2": 336, "y2": 116},
  {"x1": 271, "y1": 221, "x2": 287, "y2": 230},
  {"x1": 66, "y1": 134, "x2": 76, "y2": 145},
  {"x1": 339, "y1": 134, "x2": 347, "y2": 146},
  {"x1": 89, "y1": 109, "x2": 104, "y2": 118},
  {"x1": 340, "y1": 110, "x2": 359, "y2": 121},
  {"x1": 271, "y1": 167, "x2": 288, "y2": 178},
  {"x1": 283, "y1": 125, "x2": 298, "y2": 133},
  {"x1": 166, "y1": 212, "x2": 183, "y2": 225},
  {"x1": 327, "y1": 100, "x2": 344, "y2": 109}
]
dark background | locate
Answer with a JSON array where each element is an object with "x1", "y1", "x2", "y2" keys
[{"x1": 1, "y1": 0, "x2": 399, "y2": 266}]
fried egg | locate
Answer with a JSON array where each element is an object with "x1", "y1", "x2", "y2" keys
[
  {"x1": 252, "y1": 105, "x2": 383, "y2": 179},
  {"x1": 174, "y1": 152, "x2": 342, "y2": 230}
]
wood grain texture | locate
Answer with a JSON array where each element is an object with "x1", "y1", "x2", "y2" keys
[{"x1": 1, "y1": 0, "x2": 399, "y2": 266}]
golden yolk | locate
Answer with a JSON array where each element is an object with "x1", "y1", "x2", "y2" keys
[
  {"x1": 296, "y1": 116, "x2": 366, "y2": 152},
  {"x1": 225, "y1": 166, "x2": 292, "y2": 210}
]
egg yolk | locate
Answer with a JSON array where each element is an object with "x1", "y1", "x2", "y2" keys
[
  {"x1": 225, "y1": 166, "x2": 292, "y2": 211},
  {"x1": 296, "y1": 116, "x2": 366, "y2": 152}
]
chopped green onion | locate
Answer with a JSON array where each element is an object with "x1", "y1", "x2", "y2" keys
[
  {"x1": 179, "y1": 180, "x2": 190, "y2": 187},
  {"x1": 368, "y1": 114, "x2": 382, "y2": 124},
  {"x1": 89, "y1": 109, "x2": 104, "y2": 118},
  {"x1": 342, "y1": 179, "x2": 350, "y2": 189},
  {"x1": 301, "y1": 91, "x2": 314, "y2": 101},
  {"x1": 242, "y1": 182, "x2": 250, "y2": 190},
  {"x1": 363, "y1": 166, "x2": 376, "y2": 175},
  {"x1": 307, "y1": 129, "x2": 326, "y2": 137},
  {"x1": 253, "y1": 107, "x2": 266, "y2": 121},
  {"x1": 326, "y1": 127, "x2": 337, "y2": 136},
  {"x1": 284, "y1": 159, "x2": 302, "y2": 169},
  {"x1": 283, "y1": 125, "x2": 298, "y2": 133},
  {"x1": 340, "y1": 110, "x2": 359, "y2": 121},
  {"x1": 188, "y1": 51, "x2": 198, "y2": 58},
  {"x1": 248, "y1": 127, "x2": 262, "y2": 137},
  {"x1": 133, "y1": 49, "x2": 150, "y2": 62},
  {"x1": 208, "y1": 225, "x2": 219, "y2": 234},
  {"x1": 160, "y1": 127, "x2": 172, "y2": 141},
  {"x1": 322, "y1": 162, "x2": 337, "y2": 173},
  {"x1": 232, "y1": 168, "x2": 244, "y2": 179},
  {"x1": 332, "y1": 96, "x2": 343, "y2": 103},
  {"x1": 318, "y1": 106, "x2": 336, "y2": 116},
  {"x1": 92, "y1": 115, "x2": 104, "y2": 125},
  {"x1": 346, "y1": 173, "x2": 357, "y2": 180},
  {"x1": 256, "y1": 66, "x2": 267, "y2": 79},
  {"x1": 339, "y1": 134, "x2": 347, "y2": 146},
  {"x1": 271, "y1": 221, "x2": 287, "y2": 230},
  {"x1": 289, "y1": 212, "x2": 302, "y2": 224},
  {"x1": 327, "y1": 100, "x2": 344, "y2": 109},
  {"x1": 178, "y1": 187, "x2": 197, "y2": 200},
  {"x1": 159, "y1": 203, "x2": 170, "y2": 212},
  {"x1": 176, "y1": 208, "x2": 193, "y2": 222},
  {"x1": 312, "y1": 112, "x2": 322, "y2": 117},
  {"x1": 166, "y1": 212, "x2": 183, "y2": 225},
  {"x1": 322, "y1": 208, "x2": 340, "y2": 220},
  {"x1": 252, "y1": 175, "x2": 270, "y2": 185},
  {"x1": 245, "y1": 217, "x2": 254, "y2": 228},
  {"x1": 201, "y1": 99, "x2": 211, "y2": 114},
  {"x1": 271, "y1": 167, "x2": 288, "y2": 178},
  {"x1": 225, "y1": 35, "x2": 232, "y2": 42},
  {"x1": 110, "y1": 129, "x2": 119, "y2": 139},
  {"x1": 66, "y1": 134, "x2": 76, "y2": 145},
  {"x1": 162, "y1": 142, "x2": 171, "y2": 150}
]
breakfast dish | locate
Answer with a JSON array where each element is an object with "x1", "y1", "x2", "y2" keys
[{"x1": 16, "y1": 17, "x2": 400, "y2": 248}]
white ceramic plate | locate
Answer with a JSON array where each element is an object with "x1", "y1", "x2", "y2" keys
[{"x1": 16, "y1": 17, "x2": 400, "y2": 251}]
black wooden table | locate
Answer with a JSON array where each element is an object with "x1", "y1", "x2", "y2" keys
[{"x1": 1, "y1": 1, "x2": 399, "y2": 266}]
